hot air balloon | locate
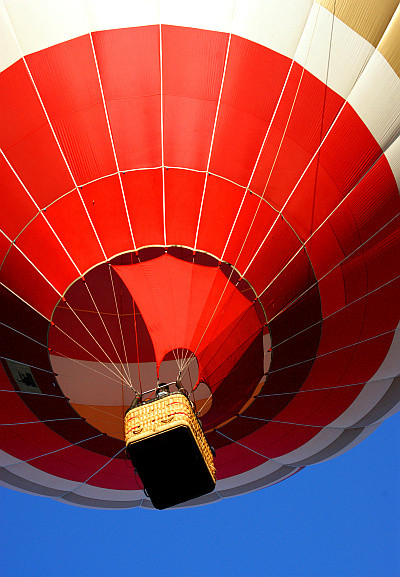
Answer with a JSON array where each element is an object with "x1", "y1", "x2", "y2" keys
[{"x1": 0, "y1": 0, "x2": 400, "y2": 509}]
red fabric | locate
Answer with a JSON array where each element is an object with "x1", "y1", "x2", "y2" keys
[
  {"x1": 113, "y1": 254, "x2": 263, "y2": 377},
  {"x1": 0, "y1": 25, "x2": 399, "y2": 493}
]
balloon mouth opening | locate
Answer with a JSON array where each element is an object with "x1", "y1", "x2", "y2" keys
[
  {"x1": 48, "y1": 247, "x2": 266, "y2": 440},
  {"x1": 158, "y1": 348, "x2": 213, "y2": 417}
]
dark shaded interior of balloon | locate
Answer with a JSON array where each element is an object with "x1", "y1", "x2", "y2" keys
[{"x1": 1, "y1": 244, "x2": 323, "y2": 462}]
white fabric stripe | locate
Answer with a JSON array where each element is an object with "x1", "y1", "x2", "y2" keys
[
  {"x1": 65, "y1": 479, "x2": 143, "y2": 501},
  {"x1": 277, "y1": 422, "x2": 377, "y2": 465},
  {"x1": 86, "y1": 0, "x2": 160, "y2": 34},
  {"x1": 1, "y1": 454, "x2": 144, "y2": 500},
  {"x1": 246, "y1": 467, "x2": 300, "y2": 491},
  {"x1": 348, "y1": 49, "x2": 400, "y2": 151},
  {"x1": 0, "y1": 2, "x2": 20, "y2": 71},
  {"x1": 0, "y1": 448, "x2": 22, "y2": 467},
  {"x1": 232, "y1": 0, "x2": 313, "y2": 58},
  {"x1": 277, "y1": 426, "x2": 344, "y2": 465},
  {"x1": 328, "y1": 378, "x2": 394, "y2": 428},
  {"x1": 216, "y1": 458, "x2": 283, "y2": 491},
  {"x1": 159, "y1": 0, "x2": 236, "y2": 33},
  {"x1": 369, "y1": 323, "x2": 400, "y2": 382},
  {"x1": 217, "y1": 465, "x2": 300, "y2": 494},
  {"x1": 315, "y1": 423, "x2": 380, "y2": 464},
  {"x1": 1, "y1": 0, "x2": 310, "y2": 63},
  {"x1": 0, "y1": 475, "x2": 60, "y2": 498},
  {"x1": 4, "y1": 460, "x2": 79, "y2": 491},
  {"x1": 327, "y1": 324, "x2": 400, "y2": 428}
]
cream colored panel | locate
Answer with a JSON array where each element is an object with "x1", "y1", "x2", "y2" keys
[
  {"x1": 50, "y1": 355, "x2": 132, "y2": 406},
  {"x1": 50, "y1": 355, "x2": 157, "y2": 405},
  {"x1": 263, "y1": 332, "x2": 272, "y2": 373},
  {"x1": 159, "y1": 0, "x2": 235, "y2": 32},
  {"x1": 86, "y1": 0, "x2": 159, "y2": 32},
  {"x1": 3, "y1": 0, "x2": 89, "y2": 55},
  {"x1": 295, "y1": 4, "x2": 375, "y2": 99},
  {"x1": 232, "y1": 0, "x2": 313, "y2": 59},
  {"x1": 0, "y1": 3, "x2": 20, "y2": 71},
  {"x1": 348, "y1": 50, "x2": 400, "y2": 150},
  {"x1": 316, "y1": 0, "x2": 399, "y2": 48}
]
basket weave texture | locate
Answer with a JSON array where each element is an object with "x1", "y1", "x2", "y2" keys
[{"x1": 124, "y1": 393, "x2": 216, "y2": 482}]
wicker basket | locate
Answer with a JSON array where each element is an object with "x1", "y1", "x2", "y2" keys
[{"x1": 125, "y1": 392, "x2": 216, "y2": 508}]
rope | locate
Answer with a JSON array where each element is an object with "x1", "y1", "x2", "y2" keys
[
  {"x1": 257, "y1": 377, "x2": 393, "y2": 399},
  {"x1": 270, "y1": 270, "x2": 400, "y2": 355},
  {"x1": 133, "y1": 302, "x2": 143, "y2": 394},
  {"x1": 107, "y1": 265, "x2": 134, "y2": 387},
  {"x1": 180, "y1": 5, "x2": 323, "y2": 376},
  {"x1": 63, "y1": 301, "x2": 132, "y2": 387},
  {"x1": 0, "y1": 417, "x2": 82, "y2": 426},
  {"x1": 52, "y1": 323, "x2": 133, "y2": 390},
  {"x1": 265, "y1": 212, "x2": 400, "y2": 329},
  {"x1": 58, "y1": 445, "x2": 126, "y2": 500},
  {"x1": 215, "y1": 430, "x2": 297, "y2": 468},
  {"x1": 84, "y1": 281, "x2": 132, "y2": 384},
  {"x1": 5, "y1": 433, "x2": 104, "y2": 467}
]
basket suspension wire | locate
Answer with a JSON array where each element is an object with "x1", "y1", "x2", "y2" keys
[
  {"x1": 49, "y1": 270, "x2": 137, "y2": 400},
  {"x1": 110, "y1": 261, "x2": 141, "y2": 406},
  {"x1": 185, "y1": 363, "x2": 198, "y2": 409},
  {"x1": 84, "y1": 281, "x2": 131, "y2": 385},
  {"x1": 63, "y1": 301, "x2": 132, "y2": 388},
  {"x1": 108, "y1": 263, "x2": 133, "y2": 387},
  {"x1": 61, "y1": 271, "x2": 131, "y2": 387},
  {"x1": 172, "y1": 348, "x2": 181, "y2": 372},
  {"x1": 120, "y1": 279, "x2": 126, "y2": 437},
  {"x1": 183, "y1": 166, "x2": 400, "y2": 394},
  {"x1": 132, "y1": 300, "x2": 143, "y2": 396}
]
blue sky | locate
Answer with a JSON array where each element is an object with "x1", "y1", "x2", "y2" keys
[{"x1": 1, "y1": 411, "x2": 399, "y2": 577}]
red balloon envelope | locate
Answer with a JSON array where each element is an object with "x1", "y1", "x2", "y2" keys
[{"x1": 1, "y1": 0, "x2": 400, "y2": 508}]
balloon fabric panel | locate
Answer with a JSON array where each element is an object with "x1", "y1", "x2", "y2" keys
[{"x1": 0, "y1": 4, "x2": 399, "y2": 508}]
